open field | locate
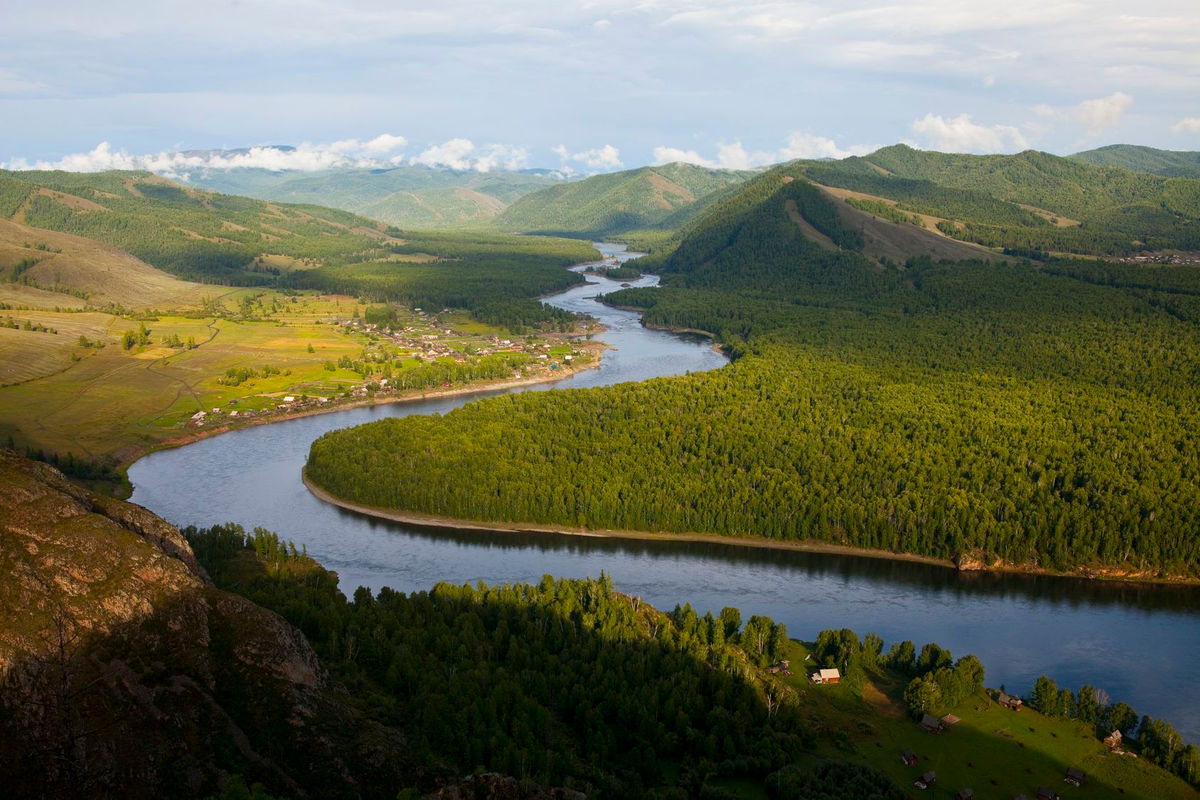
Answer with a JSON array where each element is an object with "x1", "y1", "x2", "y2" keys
[
  {"x1": 0, "y1": 217, "x2": 211, "y2": 308},
  {"x1": 0, "y1": 291, "x2": 596, "y2": 474},
  {"x1": 775, "y1": 641, "x2": 1198, "y2": 800}
]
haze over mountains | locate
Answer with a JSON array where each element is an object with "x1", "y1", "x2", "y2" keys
[{"x1": 157, "y1": 143, "x2": 1200, "y2": 240}]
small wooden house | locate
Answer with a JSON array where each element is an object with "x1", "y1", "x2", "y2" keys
[
  {"x1": 920, "y1": 714, "x2": 944, "y2": 734},
  {"x1": 954, "y1": 790, "x2": 974, "y2": 800},
  {"x1": 998, "y1": 692, "x2": 1024, "y2": 710},
  {"x1": 810, "y1": 667, "x2": 841, "y2": 684},
  {"x1": 1036, "y1": 787, "x2": 1059, "y2": 800},
  {"x1": 1064, "y1": 767, "x2": 1086, "y2": 787},
  {"x1": 901, "y1": 748, "x2": 918, "y2": 766},
  {"x1": 1104, "y1": 729, "x2": 1123, "y2": 750},
  {"x1": 915, "y1": 770, "x2": 937, "y2": 789}
]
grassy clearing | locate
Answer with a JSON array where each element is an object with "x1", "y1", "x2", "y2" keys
[
  {"x1": 773, "y1": 642, "x2": 1197, "y2": 800},
  {"x1": 0, "y1": 217, "x2": 210, "y2": 309},
  {"x1": 0, "y1": 290, "x2": 594, "y2": 479}
]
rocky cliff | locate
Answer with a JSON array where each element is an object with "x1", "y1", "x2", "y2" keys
[{"x1": 0, "y1": 451, "x2": 414, "y2": 799}]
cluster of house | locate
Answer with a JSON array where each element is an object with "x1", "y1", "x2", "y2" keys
[
  {"x1": 765, "y1": 660, "x2": 792, "y2": 676},
  {"x1": 1114, "y1": 252, "x2": 1200, "y2": 266}
]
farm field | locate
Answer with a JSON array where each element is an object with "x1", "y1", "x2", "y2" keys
[{"x1": 0, "y1": 289, "x2": 596, "y2": 484}]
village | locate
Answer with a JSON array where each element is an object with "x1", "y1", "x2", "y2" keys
[{"x1": 186, "y1": 305, "x2": 600, "y2": 431}]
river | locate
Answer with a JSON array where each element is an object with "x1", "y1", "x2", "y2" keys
[{"x1": 130, "y1": 242, "x2": 1200, "y2": 742}]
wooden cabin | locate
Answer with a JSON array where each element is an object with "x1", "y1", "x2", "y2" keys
[
  {"x1": 1036, "y1": 787, "x2": 1059, "y2": 800},
  {"x1": 998, "y1": 692, "x2": 1024, "y2": 710},
  {"x1": 914, "y1": 770, "x2": 937, "y2": 789},
  {"x1": 1104, "y1": 730, "x2": 1123, "y2": 750},
  {"x1": 1064, "y1": 767, "x2": 1086, "y2": 787},
  {"x1": 954, "y1": 790, "x2": 974, "y2": 800},
  {"x1": 901, "y1": 748, "x2": 918, "y2": 766},
  {"x1": 919, "y1": 714, "x2": 944, "y2": 734}
]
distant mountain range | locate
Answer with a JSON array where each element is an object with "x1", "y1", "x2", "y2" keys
[{"x1": 183, "y1": 162, "x2": 563, "y2": 229}]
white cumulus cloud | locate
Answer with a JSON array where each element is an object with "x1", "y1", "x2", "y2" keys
[
  {"x1": 2, "y1": 135, "x2": 411, "y2": 177},
  {"x1": 554, "y1": 143, "x2": 623, "y2": 171},
  {"x1": 654, "y1": 132, "x2": 877, "y2": 169},
  {"x1": 779, "y1": 132, "x2": 877, "y2": 160},
  {"x1": 910, "y1": 113, "x2": 1029, "y2": 153},
  {"x1": 1070, "y1": 92, "x2": 1132, "y2": 135},
  {"x1": 1170, "y1": 117, "x2": 1200, "y2": 134},
  {"x1": 410, "y1": 139, "x2": 529, "y2": 172}
]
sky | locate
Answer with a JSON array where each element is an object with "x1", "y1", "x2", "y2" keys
[{"x1": 2, "y1": 0, "x2": 1199, "y2": 175}]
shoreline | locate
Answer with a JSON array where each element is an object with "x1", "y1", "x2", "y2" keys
[
  {"x1": 117, "y1": 355, "x2": 603, "y2": 481},
  {"x1": 301, "y1": 474, "x2": 1199, "y2": 588}
]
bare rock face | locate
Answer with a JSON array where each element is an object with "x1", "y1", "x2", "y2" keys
[{"x1": 0, "y1": 451, "x2": 340, "y2": 798}]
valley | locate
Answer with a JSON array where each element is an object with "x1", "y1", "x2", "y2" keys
[{"x1": 3, "y1": 146, "x2": 1200, "y2": 799}]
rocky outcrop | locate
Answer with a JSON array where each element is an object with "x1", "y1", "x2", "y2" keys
[{"x1": 0, "y1": 451, "x2": 408, "y2": 798}]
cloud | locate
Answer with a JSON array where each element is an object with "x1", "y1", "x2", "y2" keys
[
  {"x1": 362, "y1": 133, "x2": 409, "y2": 153},
  {"x1": 910, "y1": 113, "x2": 1029, "y2": 153},
  {"x1": 779, "y1": 132, "x2": 877, "y2": 160},
  {"x1": 652, "y1": 146, "x2": 721, "y2": 169},
  {"x1": 410, "y1": 139, "x2": 529, "y2": 172},
  {"x1": 1070, "y1": 92, "x2": 1132, "y2": 135},
  {"x1": 1172, "y1": 118, "x2": 1200, "y2": 134},
  {"x1": 1, "y1": 135, "x2": 410, "y2": 177},
  {"x1": 654, "y1": 132, "x2": 877, "y2": 168},
  {"x1": 554, "y1": 143, "x2": 623, "y2": 171}
]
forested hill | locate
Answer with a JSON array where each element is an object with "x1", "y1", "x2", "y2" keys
[
  {"x1": 185, "y1": 163, "x2": 562, "y2": 228},
  {"x1": 308, "y1": 165, "x2": 1200, "y2": 579},
  {"x1": 797, "y1": 144, "x2": 1200, "y2": 256},
  {"x1": 492, "y1": 162, "x2": 752, "y2": 238},
  {"x1": 0, "y1": 169, "x2": 598, "y2": 330},
  {"x1": 0, "y1": 168, "x2": 390, "y2": 283},
  {"x1": 1070, "y1": 144, "x2": 1200, "y2": 178}
]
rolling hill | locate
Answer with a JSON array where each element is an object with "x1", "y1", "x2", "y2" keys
[
  {"x1": 183, "y1": 162, "x2": 563, "y2": 228},
  {"x1": 798, "y1": 145, "x2": 1200, "y2": 256},
  {"x1": 492, "y1": 161, "x2": 753, "y2": 238},
  {"x1": 1071, "y1": 144, "x2": 1200, "y2": 178}
]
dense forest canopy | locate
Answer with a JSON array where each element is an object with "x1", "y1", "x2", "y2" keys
[
  {"x1": 182, "y1": 524, "x2": 1199, "y2": 798},
  {"x1": 308, "y1": 163, "x2": 1200, "y2": 577}
]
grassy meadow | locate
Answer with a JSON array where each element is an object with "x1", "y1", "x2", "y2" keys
[{"x1": 763, "y1": 640, "x2": 1197, "y2": 800}]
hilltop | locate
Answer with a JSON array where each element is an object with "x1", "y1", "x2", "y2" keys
[
  {"x1": 1070, "y1": 144, "x2": 1200, "y2": 178},
  {"x1": 796, "y1": 145, "x2": 1200, "y2": 257},
  {"x1": 492, "y1": 162, "x2": 752, "y2": 239}
]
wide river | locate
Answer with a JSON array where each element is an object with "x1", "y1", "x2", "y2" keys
[{"x1": 130, "y1": 243, "x2": 1200, "y2": 742}]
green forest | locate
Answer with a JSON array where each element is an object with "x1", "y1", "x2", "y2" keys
[
  {"x1": 307, "y1": 165, "x2": 1200, "y2": 577},
  {"x1": 184, "y1": 524, "x2": 896, "y2": 798},
  {"x1": 180, "y1": 524, "x2": 1198, "y2": 798}
]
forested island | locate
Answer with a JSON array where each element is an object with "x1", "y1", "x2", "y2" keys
[{"x1": 307, "y1": 162, "x2": 1200, "y2": 581}]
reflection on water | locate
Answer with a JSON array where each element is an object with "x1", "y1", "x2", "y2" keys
[{"x1": 130, "y1": 242, "x2": 1200, "y2": 742}]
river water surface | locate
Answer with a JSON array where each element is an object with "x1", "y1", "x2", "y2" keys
[{"x1": 130, "y1": 243, "x2": 1200, "y2": 742}]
